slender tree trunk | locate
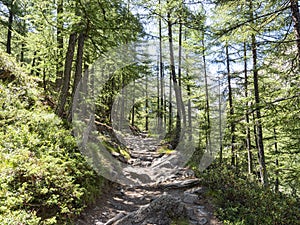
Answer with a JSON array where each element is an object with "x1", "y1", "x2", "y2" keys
[
  {"x1": 251, "y1": 33, "x2": 268, "y2": 187},
  {"x1": 145, "y1": 73, "x2": 149, "y2": 131},
  {"x1": 291, "y1": 0, "x2": 300, "y2": 63},
  {"x1": 31, "y1": 51, "x2": 37, "y2": 75},
  {"x1": 20, "y1": 43, "x2": 25, "y2": 62},
  {"x1": 159, "y1": 0, "x2": 164, "y2": 131},
  {"x1": 7, "y1": 6, "x2": 13, "y2": 54},
  {"x1": 43, "y1": 65, "x2": 47, "y2": 92},
  {"x1": 56, "y1": 0, "x2": 64, "y2": 89},
  {"x1": 251, "y1": 102, "x2": 259, "y2": 178},
  {"x1": 202, "y1": 34, "x2": 211, "y2": 153},
  {"x1": 167, "y1": 10, "x2": 186, "y2": 147},
  {"x1": 178, "y1": 20, "x2": 187, "y2": 128},
  {"x1": 120, "y1": 71, "x2": 126, "y2": 131},
  {"x1": 157, "y1": 59, "x2": 161, "y2": 131},
  {"x1": 81, "y1": 64, "x2": 89, "y2": 116},
  {"x1": 168, "y1": 71, "x2": 173, "y2": 135},
  {"x1": 244, "y1": 42, "x2": 253, "y2": 174},
  {"x1": 67, "y1": 32, "x2": 85, "y2": 122},
  {"x1": 168, "y1": 12, "x2": 180, "y2": 146},
  {"x1": 219, "y1": 77, "x2": 223, "y2": 164},
  {"x1": 158, "y1": 12, "x2": 165, "y2": 131},
  {"x1": 56, "y1": 33, "x2": 77, "y2": 118},
  {"x1": 274, "y1": 128, "x2": 279, "y2": 192},
  {"x1": 131, "y1": 80, "x2": 135, "y2": 127},
  {"x1": 226, "y1": 44, "x2": 235, "y2": 166},
  {"x1": 186, "y1": 53, "x2": 192, "y2": 141}
]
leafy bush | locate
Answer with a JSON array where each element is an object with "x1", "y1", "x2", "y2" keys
[
  {"x1": 200, "y1": 165, "x2": 300, "y2": 225},
  {"x1": 0, "y1": 55, "x2": 104, "y2": 224}
]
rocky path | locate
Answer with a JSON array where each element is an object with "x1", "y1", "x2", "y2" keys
[{"x1": 75, "y1": 134, "x2": 222, "y2": 225}]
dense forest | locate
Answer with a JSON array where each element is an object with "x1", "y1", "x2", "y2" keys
[{"x1": 0, "y1": 0, "x2": 300, "y2": 224}]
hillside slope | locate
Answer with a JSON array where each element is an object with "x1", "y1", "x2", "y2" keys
[{"x1": 0, "y1": 52, "x2": 104, "y2": 224}]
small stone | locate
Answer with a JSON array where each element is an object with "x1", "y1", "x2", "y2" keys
[
  {"x1": 187, "y1": 208, "x2": 198, "y2": 220},
  {"x1": 188, "y1": 187, "x2": 205, "y2": 195},
  {"x1": 198, "y1": 217, "x2": 208, "y2": 225},
  {"x1": 183, "y1": 193, "x2": 199, "y2": 204},
  {"x1": 95, "y1": 220, "x2": 104, "y2": 225},
  {"x1": 197, "y1": 207, "x2": 208, "y2": 216}
]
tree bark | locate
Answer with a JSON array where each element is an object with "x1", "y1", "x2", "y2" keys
[
  {"x1": 202, "y1": 34, "x2": 211, "y2": 153},
  {"x1": 56, "y1": 33, "x2": 77, "y2": 118},
  {"x1": 159, "y1": 0, "x2": 164, "y2": 131},
  {"x1": 178, "y1": 19, "x2": 186, "y2": 129},
  {"x1": 67, "y1": 32, "x2": 85, "y2": 122},
  {"x1": 291, "y1": 0, "x2": 300, "y2": 63},
  {"x1": 145, "y1": 73, "x2": 149, "y2": 131},
  {"x1": 274, "y1": 128, "x2": 279, "y2": 192},
  {"x1": 167, "y1": 10, "x2": 186, "y2": 147},
  {"x1": 218, "y1": 77, "x2": 223, "y2": 164},
  {"x1": 157, "y1": 59, "x2": 161, "y2": 131},
  {"x1": 55, "y1": 0, "x2": 64, "y2": 89},
  {"x1": 226, "y1": 44, "x2": 235, "y2": 166},
  {"x1": 131, "y1": 80, "x2": 135, "y2": 127},
  {"x1": 251, "y1": 33, "x2": 268, "y2": 187},
  {"x1": 244, "y1": 42, "x2": 253, "y2": 174},
  {"x1": 7, "y1": 5, "x2": 13, "y2": 54},
  {"x1": 168, "y1": 11, "x2": 181, "y2": 147},
  {"x1": 168, "y1": 70, "x2": 173, "y2": 135}
]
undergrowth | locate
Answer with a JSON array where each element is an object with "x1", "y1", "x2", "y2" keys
[
  {"x1": 200, "y1": 165, "x2": 300, "y2": 225},
  {"x1": 0, "y1": 53, "x2": 104, "y2": 224}
]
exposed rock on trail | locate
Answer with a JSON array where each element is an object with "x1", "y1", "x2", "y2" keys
[{"x1": 75, "y1": 134, "x2": 222, "y2": 225}]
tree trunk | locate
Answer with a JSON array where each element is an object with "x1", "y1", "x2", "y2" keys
[
  {"x1": 81, "y1": 64, "x2": 89, "y2": 116},
  {"x1": 20, "y1": 43, "x2": 25, "y2": 62},
  {"x1": 251, "y1": 33, "x2": 268, "y2": 187},
  {"x1": 30, "y1": 51, "x2": 37, "y2": 75},
  {"x1": 159, "y1": 0, "x2": 164, "y2": 131},
  {"x1": 219, "y1": 77, "x2": 223, "y2": 164},
  {"x1": 178, "y1": 20, "x2": 186, "y2": 129},
  {"x1": 67, "y1": 32, "x2": 85, "y2": 122},
  {"x1": 167, "y1": 12, "x2": 180, "y2": 146},
  {"x1": 7, "y1": 6, "x2": 13, "y2": 54},
  {"x1": 226, "y1": 44, "x2": 235, "y2": 166},
  {"x1": 274, "y1": 128, "x2": 279, "y2": 192},
  {"x1": 131, "y1": 80, "x2": 135, "y2": 127},
  {"x1": 145, "y1": 73, "x2": 149, "y2": 131},
  {"x1": 168, "y1": 71, "x2": 173, "y2": 135},
  {"x1": 244, "y1": 42, "x2": 253, "y2": 174},
  {"x1": 186, "y1": 52, "x2": 192, "y2": 141},
  {"x1": 202, "y1": 34, "x2": 211, "y2": 153},
  {"x1": 167, "y1": 10, "x2": 185, "y2": 147},
  {"x1": 120, "y1": 71, "x2": 126, "y2": 131},
  {"x1": 56, "y1": 33, "x2": 77, "y2": 118},
  {"x1": 291, "y1": 0, "x2": 300, "y2": 63},
  {"x1": 157, "y1": 59, "x2": 161, "y2": 131},
  {"x1": 56, "y1": 0, "x2": 64, "y2": 89}
]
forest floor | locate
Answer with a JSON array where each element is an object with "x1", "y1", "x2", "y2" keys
[{"x1": 75, "y1": 134, "x2": 222, "y2": 225}]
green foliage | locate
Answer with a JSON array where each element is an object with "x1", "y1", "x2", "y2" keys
[
  {"x1": 0, "y1": 55, "x2": 104, "y2": 224},
  {"x1": 200, "y1": 165, "x2": 300, "y2": 225}
]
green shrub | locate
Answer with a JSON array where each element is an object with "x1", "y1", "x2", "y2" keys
[
  {"x1": 200, "y1": 165, "x2": 300, "y2": 225},
  {"x1": 0, "y1": 55, "x2": 104, "y2": 224}
]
